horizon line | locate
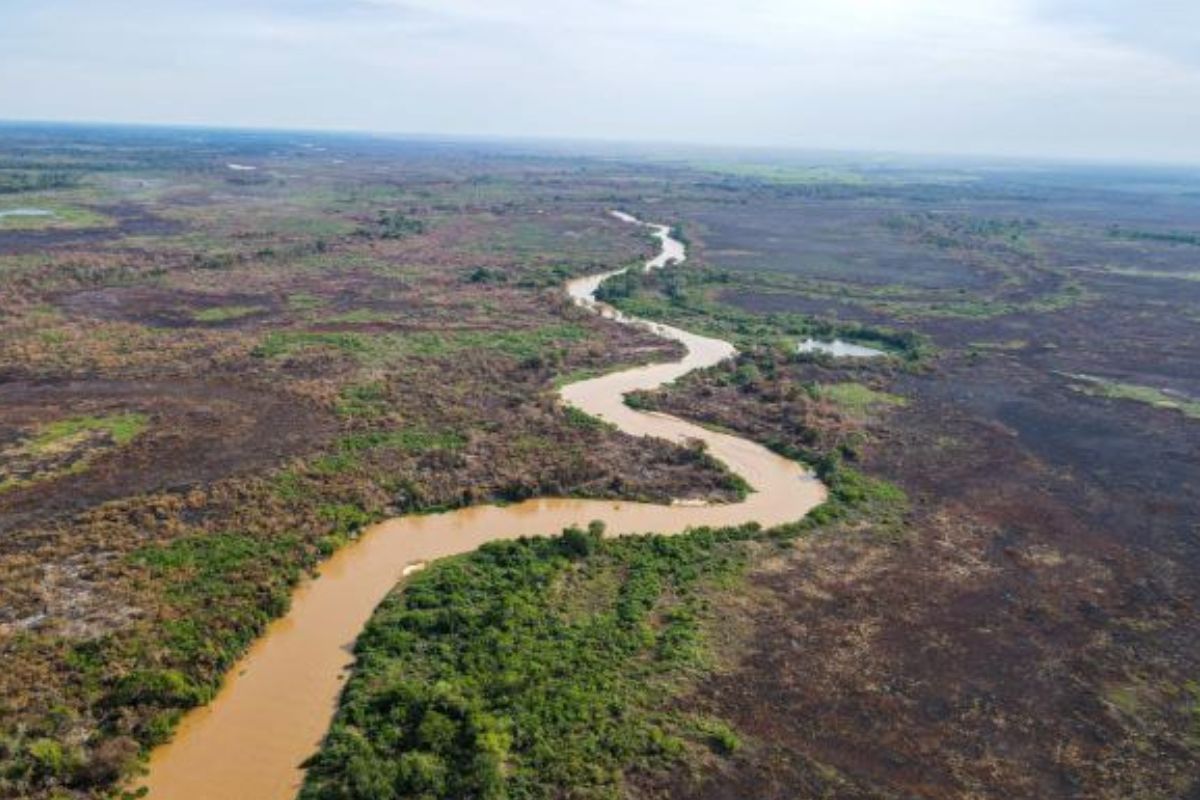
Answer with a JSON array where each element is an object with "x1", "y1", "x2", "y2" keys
[{"x1": 2, "y1": 115, "x2": 1199, "y2": 173}]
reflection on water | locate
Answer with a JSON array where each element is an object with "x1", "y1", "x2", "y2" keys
[
  {"x1": 797, "y1": 337, "x2": 884, "y2": 358},
  {"x1": 0, "y1": 207, "x2": 54, "y2": 219}
]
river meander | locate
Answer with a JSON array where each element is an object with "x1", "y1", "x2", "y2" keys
[{"x1": 139, "y1": 211, "x2": 827, "y2": 799}]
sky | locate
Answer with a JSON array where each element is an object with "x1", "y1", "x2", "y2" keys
[{"x1": 2, "y1": 0, "x2": 1199, "y2": 163}]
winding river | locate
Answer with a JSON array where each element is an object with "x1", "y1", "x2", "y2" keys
[{"x1": 139, "y1": 211, "x2": 827, "y2": 799}]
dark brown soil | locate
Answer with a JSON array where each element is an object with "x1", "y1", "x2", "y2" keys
[
  {"x1": 0, "y1": 378, "x2": 337, "y2": 532},
  {"x1": 0, "y1": 203, "x2": 181, "y2": 255},
  {"x1": 630, "y1": 272, "x2": 1200, "y2": 799}
]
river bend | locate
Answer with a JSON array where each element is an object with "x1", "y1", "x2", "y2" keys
[{"x1": 139, "y1": 211, "x2": 826, "y2": 799}]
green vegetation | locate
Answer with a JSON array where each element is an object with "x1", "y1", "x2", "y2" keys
[
  {"x1": 0, "y1": 170, "x2": 82, "y2": 194},
  {"x1": 324, "y1": 308, "x2": 394, "y2": 324},
  {"x1": 1065, "y1": 374, "x2": 1200, "y2": 420},
  {"x1": 191, "y1": 304, "x2": 266, "y2": 323},
  {"x1": 816, "y1": 382, "x2": 907, "y2": 419},
  {"x1": 691, "y1": 161, "x2": 870, "y2": 185},
  {"x1": 287, "y1": 292, "x2": 325, "y2": 311},
  {"x1": 34, "y1": 413, "x2": 147, "y2": 448},
  {"x1": 336, "y1": 382, "x2": 391, "y2": 419},
  {"x1": 0, "y1": 412, "x2": 149, "y2": 493},
  {"x1": 1185, "y1": 681, "x2": 1200, "y2": 751},
  {"x1": 10, "y1": 127, "x2": 1193, "y2": 800},
  {"x1": 887, "y1": 212, "x2": 1039, "y2": 249},
  {"x1": 301, "y1": 432, "x2": 909, "y2": 800},
  {"x1": 363, "y1": 210, "x2": 426, "y2": 240},
  {"x1": 808, "y1": 464, "x2": 909, "y2": 535},
  {"x1": 563, "y1": 405, "x2": 614, "y2": 431},
  {"x1": 338, "y1": 427, "x2": 467, "y2": 456},
  {"x1": 300, "y1": 523, "x2": 758, "y2": 800},
  {"x1": 253, "y1": 325, "x2": 589, "y2": 364},
  {"x1": 0, "y1": 204, "x2": 112, "y2": 230},
  {"x1": 0, "y1": 530, "x2": 319, "y2": 795},
  {"x1": 968, "y1": 339, "x2": 1028, "y2": 351},
  {"x1": 129, "y1": 533, "x2": 307, "y2": 682},
  {"x1": 597, "y1": 264, "x2": 927, "y2": 359},
  {"x1": 410, "y1": 325, "x2": 590, "y2": 361},
  {"x1": 1109, "y1": 226, "x2": 1200, "y2": 247},
  {"x1": 1097, "y1": 267, "x2": 1200, "y2": 282},
  {"x1": 253, "y1": 330, "x2": 371, "y2": 359}
]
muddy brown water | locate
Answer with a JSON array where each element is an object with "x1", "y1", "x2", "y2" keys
[{"x1": 138, "y1": 212, "x2": 827, "y2": 799}]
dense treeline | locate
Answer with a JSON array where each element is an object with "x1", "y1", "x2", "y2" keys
[{"x1": 0, "y1": 170, "x2": 81, "y2": 194}]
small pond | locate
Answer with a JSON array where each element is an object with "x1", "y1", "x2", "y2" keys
[
  {"x1": 0, "y1": 208, "x2": 55, "y2": 219},
  {"x1": 797, "y1": 338, "x2": 885, "y2": 358}
]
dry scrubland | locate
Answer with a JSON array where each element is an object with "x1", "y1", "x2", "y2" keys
[{"x1": 1, "y1": 126, "x2": 1199, "y2": 799}]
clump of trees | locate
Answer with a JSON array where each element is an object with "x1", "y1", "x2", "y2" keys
[
  {"x1": 1108, "y1": 225, "x2": 1200, "y2": 247},
  {"x1": 0, "y1": 170, "x2": 80, "y2": 194},
  {"x1": 300, "y1": 522, "x2": 757, "y2": 799},
  {"x1": 361, "y1": 210, "x2": 426, "y2": 240}
]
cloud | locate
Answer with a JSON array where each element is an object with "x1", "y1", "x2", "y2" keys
[{"x1": 1, "y1": 0, "x2": 1198, "y2": 162}]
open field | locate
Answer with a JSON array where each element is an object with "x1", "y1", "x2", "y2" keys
[{"x1": 2, "y1": 126, "x2": 1200, "y2": 799}]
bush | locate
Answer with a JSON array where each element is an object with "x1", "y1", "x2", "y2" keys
[{"x1": 108, "y1": 669, "x2": 205, "y2": 708}]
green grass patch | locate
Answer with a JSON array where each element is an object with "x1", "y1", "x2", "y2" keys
[
  {"x1": 0, "y1": 204, "x2": 111, "y2": 230},
  {"x1": 968, "y1": 339, "x2": 1029, "y2": 351},
  {"x1": 0, "y1": 412, "x2": 149, "y2": 493},
  {"x1": 192, "y1": 304, "x2": 267, "y2": 323},
  {"x1": 286, "y1": 292, "x2": 325, "y2": 311},
  {"x1": 335, "y1": 382, "x2": 390, "y2": 419},
  {"x1": 387, "y1": 325, "x2": 589, "y2": 360},
  {"x1": 1065, "y1": 374, "x2": 1200, "y2": 420},
  {"x1": 338, "y1": 427, "x2": 467, "y2": 455},
  {"x1": 816, "y1": 383, "x2": 907, "y2": 419},
  {"x1": 33, "y1": 413, "x2": 147, "y2": 449},
  {"x1": 323, "y1": 308, "x2": 394, "y2": 324},
  {"x1": 800, "y1": 460, "x2": 909, "y2": 537},
  {"x1": 253, "y1": 331, "x2": 370, "y2": 359},
  {"x1": 254, "y1": 325, "x2": 588, "y2": 364}
]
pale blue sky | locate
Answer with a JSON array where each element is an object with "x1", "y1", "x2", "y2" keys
[{"x1": 3, "y1": 0, "x2": 1199, "y2": 162}]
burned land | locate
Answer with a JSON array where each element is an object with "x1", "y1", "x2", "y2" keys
[
  {"x1": 611, "y1": 168, "x2": 1200, "y2": 798},
  {"x1": 2, "y1": 127, "x2": 1200, "y2": 799}
]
